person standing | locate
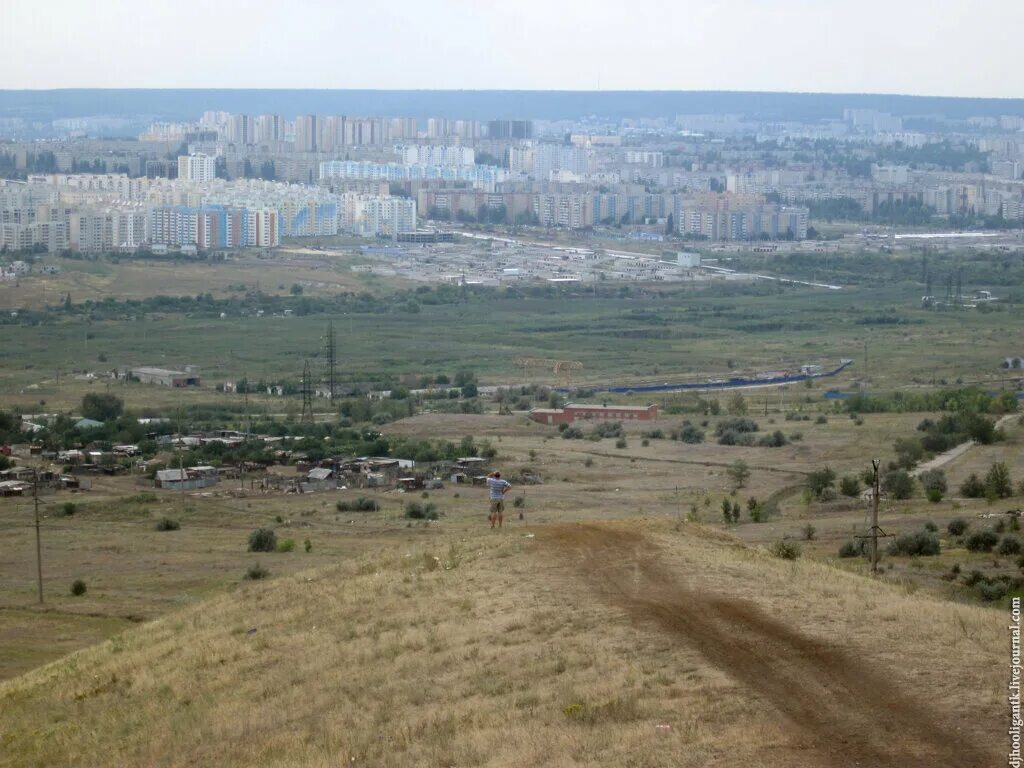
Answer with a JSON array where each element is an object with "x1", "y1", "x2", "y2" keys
[{"x1": 486, "y1": 471, "x2": 511, "y2": 528}]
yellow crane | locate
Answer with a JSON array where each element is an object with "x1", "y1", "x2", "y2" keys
[{"x1": 514, "y1": 357, "x2": 584, "y2": 387}]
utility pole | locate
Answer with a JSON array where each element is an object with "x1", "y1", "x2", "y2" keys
[
  {"x1": 300, "y1": 360, "x2": 314, "y2": 424},
  {"x1": 870, "y1": 458, "x2": 881, "y2": 574},
  {"x1": 33, "y1": 470, "x2": 43, "y2": 604},
  {"x1": 324, "y1": 320, "x2": 337, "y2": 401}
]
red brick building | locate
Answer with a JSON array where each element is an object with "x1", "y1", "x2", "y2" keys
[{"x1": 528, "y1": 403, "x2": 658, "y2": 425}]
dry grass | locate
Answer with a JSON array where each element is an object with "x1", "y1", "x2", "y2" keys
[{"x1": 0, "y1": 520, "x2": 1004, "y2": 767}]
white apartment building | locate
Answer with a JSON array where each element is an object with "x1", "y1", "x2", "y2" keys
[
  {"x1": 532, "y1": 144, "x2": 590, "y2": 180},
  {"x1": 339, "y1": 193, "x2": 416, "y2": 237},
  {"x1": 395, "y1": 145, "x2": 475, "y2": 166},
  {"x1": 177, "y1": 154, "x2": 216, "y2": 183}
]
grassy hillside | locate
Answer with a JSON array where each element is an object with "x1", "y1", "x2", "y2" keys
[{"x1": 0, "y1": 520, "x2": 1003, "y2": 767}]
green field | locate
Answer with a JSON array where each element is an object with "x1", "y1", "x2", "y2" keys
[{"x1": 1, "y1": 276, "x2": 1020, "y2": 411}]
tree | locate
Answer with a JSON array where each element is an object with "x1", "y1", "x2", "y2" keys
[
  {"x1": 882, "y1": 469, "x2": 914, "y2": 500},
  {"x1": 721, "y1": 498, "x2": 733, "y2": 524},
  {"x1": 665, "y1": 213, "x2": 675, "y2": 235},
  {"x1": 985, "y1": 462, "x2": 1013, "y2": 499},
  {"x1": 919, "y1": 469, "x2": 947, "y2": 502},
  {"x1": 81, "y1": 393, "x2": 124, "y2": 422},
  {"x1": 839, "y1": 475, "x2": 861, "y2": 498},
  {"x1": 727, "y1": 392, "x2": 747, "y2": 416},
  {"x1": 960, "y1": 473, "x2": 986, "y2": 498},
  {"x1": 248, "y1": 528, "x2": 277, "y2": 552},
  {"x1": 806, "y1": 467, "x2": 837, "y2": 499},
  {"x1": 726, "y1": 459, "x2": 751, "y2": 489}
]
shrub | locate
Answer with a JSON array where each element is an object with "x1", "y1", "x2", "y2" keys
[
  {"x1": 303, "y1": 538, "x2": 312, "y2": 553},
  {"x1": 642, "y1": 429, "x2": 664, "y2": 439},
  {"x1": 748, "y1": 497, "x2": 765, "y2": 522},
  {"x1": 584, "y1": 457, "x2": 594, "y2": 467},
  {"x1": 155, "y1": 517, "x2": 180, "y2": 531},
  {"x1": 888, "y1": 531, "x2": 940, "y2": 556},
  {"x1": 61, "y1": 502, "x2": 78, "y2": 516},
  {"x1": 717, "y1": 429, "x2": 754, "y2": 446},
  {"x1": 947, "y1": 518, "x2": 969, "y2": 536},
  {"x1": 614, "y1": 438, "x2": 627, "y2": 449},
  {"x1": 768, "y1": 540, "x2": 801, "y2": 560},
  {"x1": 919, "y1": 469, "x2": 947, "y2": 501},
  {"x1": 965, "y1": 529, "x2": 1000, "y2": 552},
  {"x1": 838, "y1": 540, "x2": 864, "y2": 558},
  {"x1": 248, "y1": 528, "x2": 278, "y2": 553},
  {"x1": 976, "y1": 580, "x2": 1008, "y2": 602},
  {"x1": 591, "y1": 421, "x2": 624, "y2": 439},
  {"x1": 70, "y1": 579, "x2": 87, "y2": 596},
  {"x1": 277, "y1": 538, "x2": 296, "y2": 553},
  {"x1": 679, "y1": 424, "x2": 705, "y2": 444},
  {"x1": 960, "y1": 473, "x2": 986, "y2": 498},
  {"x1": 512, "y1": 495, "x2": 525, "y2": 508},
  {"x1": 245, "y1": 563, "x2": 269, "y2": 580},
  {"x1": 715, "y1": 417, "x2": 759, "y2": 436},
  {"x1": 882, "y1": 470, "x2": 914, "y2": 500},
  {"x1": 561, "y1": 426, "x2": 584, "y2": 440},
  {"x1": 998, "y1": 537, "x2": 1022, "y2": 555},
  {"x1": 806, "y1": 467, "x2": 837, "y2": 499},
  {"x1": 801, "y1": 524, "x2": 816, "y2": 541},
  {"x1": 405, "y1": 501, "x2": 439, "y2": 520},
  {"x1": 923, "y1": 521, "x2": 938, "y2": 532},
  {"x1": 839, "y1": 475, "x2": 861, "y2": 498},
  {"x1": 337, "y1": 497, "x2": 379, "y2": 512},
  {"x1": 756, "y1": 430, "x2": 788, "y2": 448},
  {"x1": 815, "y1": 415, "x2": 828, "y2": 424}
]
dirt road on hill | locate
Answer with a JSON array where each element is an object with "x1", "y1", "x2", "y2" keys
[{"x1": 546, "y1": 524, "x2": 996, "y2": 768}]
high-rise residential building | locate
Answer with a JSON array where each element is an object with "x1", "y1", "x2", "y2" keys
[
  {"x1": 227, "y1": 114, "x2": 253, "y2": 145},
  {"x1": 532, "y1": 144, "x2": 588, "y2": 179},
  {"x1": 487, "y1": 120, "x2": 533, "y2": 140},
  {"x1": 177, "y1": 153, "x2": 216, "y2": 183},
  {"x1": 390, "y1": 117, "x2": 419, "y2": 140},
  {"x1": 254, "y1": 114, "x2": 285, "y2": 143},
  {"x1": 295, "y1": 115, "x2": 318, "y2": 152}
]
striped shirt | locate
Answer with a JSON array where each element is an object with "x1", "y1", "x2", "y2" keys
[{"x1": 487, "y1": 476, "x2": 511, "y2": 500}]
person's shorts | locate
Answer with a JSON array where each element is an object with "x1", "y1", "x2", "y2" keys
[{"x1": 490, "y1": 500, "x2": 504, "y2": 514}]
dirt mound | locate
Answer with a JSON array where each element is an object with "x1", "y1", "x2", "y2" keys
[{"x1": 546, "y1": 524, "x2": 994, "y2": 768}]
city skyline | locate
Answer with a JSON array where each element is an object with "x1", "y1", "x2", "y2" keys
[{"x1": 3, "y1": 0, "x2": 1023, "y2": 98}]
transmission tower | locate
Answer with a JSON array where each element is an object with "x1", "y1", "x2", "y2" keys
[
  {"x1": 323, "y1": 320, "x2": 337, "y2": 400},
  {"x1": 300, "y1": 360, "x2": 314, "y2": 424}
]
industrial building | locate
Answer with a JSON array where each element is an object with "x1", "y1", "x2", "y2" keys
[
  {"x1": 130, "y1": 367, "x2": 200, "y2": 387},
  {"x1": 528, "y1": 403, "x2": 659, "y2": 425}
]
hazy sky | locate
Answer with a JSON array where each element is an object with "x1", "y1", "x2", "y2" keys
[{"x1": 4, "y1": 0, "x2": 1022, "y2": 97}]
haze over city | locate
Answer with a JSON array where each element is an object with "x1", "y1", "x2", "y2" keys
[{"x1": 3, "y1": 0, "x2": 1024, "y2": 97}]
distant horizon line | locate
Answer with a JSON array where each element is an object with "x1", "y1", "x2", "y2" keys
[{"x1": 1, "y1": 86, "x2": 1022, "y2": 102}]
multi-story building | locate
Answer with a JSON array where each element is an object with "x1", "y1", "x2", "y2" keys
[
  {"x1": 254, "y1": 114, "x2": 285, "y2": 143},
  {"x1": 338, "y1": 193, "x2": 416, "y2": 237},
  {"x1": 177, "y1": 154, "x2": 216, "y2": 183},
  {"x1": 487, "y1": 120, "x2": 533, "y2": 140},
  {"x1": 533, "y1": 144, "x2": 589, "y2": 179},
  {"x1": 395, "y1": 145, "x2": 475, "y2": 166},
  {"x1": 295, "y1": 115, "x2": 318, "y2": 153}
]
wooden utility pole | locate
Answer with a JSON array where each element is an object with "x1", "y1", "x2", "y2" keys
[
  {"x1": 870, "y1": 458, "x2": 881, "y2": 574},
  {"x1": 33, "y1": 471, "x2": 43, "y2": 604}
]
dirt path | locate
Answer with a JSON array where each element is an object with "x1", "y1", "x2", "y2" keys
[
  {"x1": 545, "y1": 524, "x2": 996, "y2": 768},
  {"x1": 912, "y1": 412, "x2": 1019, "y2": 477}
]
